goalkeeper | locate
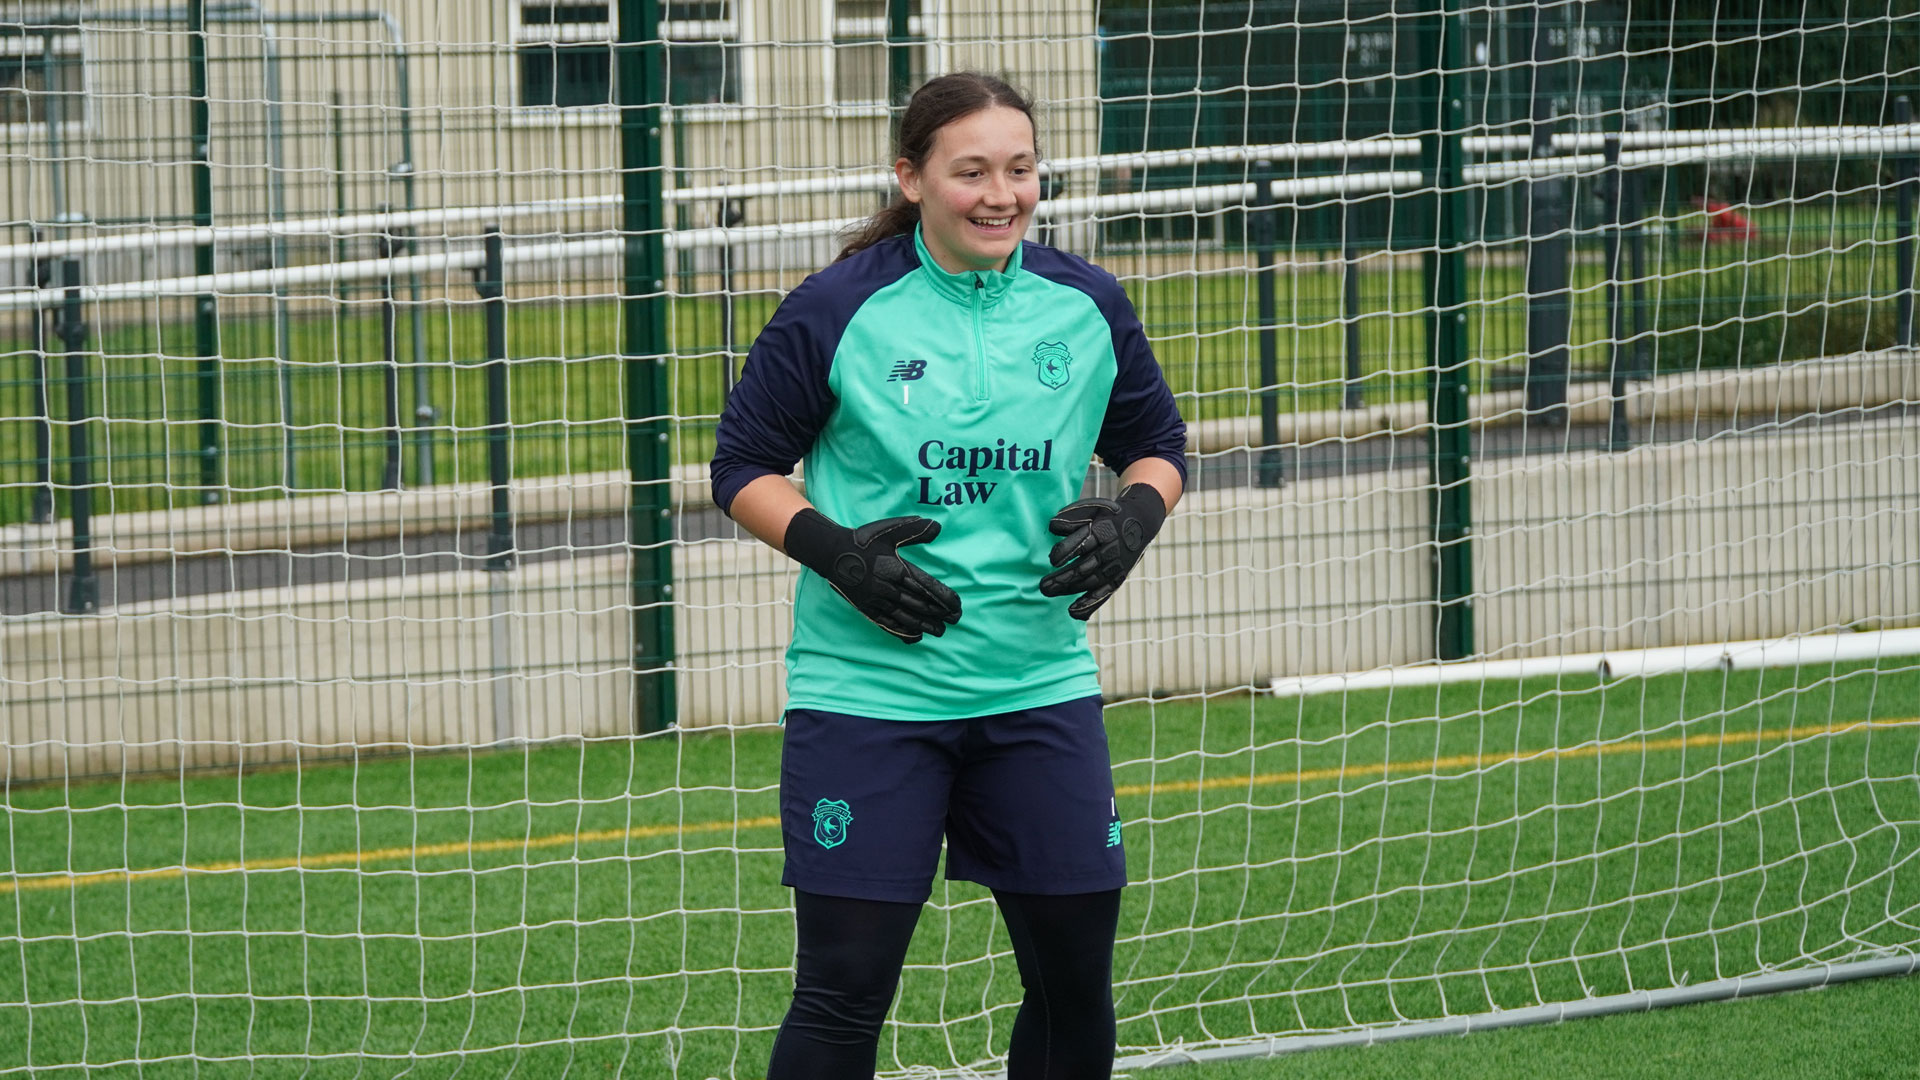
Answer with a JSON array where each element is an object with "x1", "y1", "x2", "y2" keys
[{"x1": 710, "y1": 71, "x2": 1185, "y2": 1078}]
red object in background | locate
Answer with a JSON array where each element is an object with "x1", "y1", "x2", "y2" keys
[{"x1": 1689, "y1": 196, "x2": 1759, "y2": 243}]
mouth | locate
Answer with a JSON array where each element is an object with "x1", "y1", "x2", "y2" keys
[{"x1": 971, "y1": 216, "x2": 1016, "y2": 233}]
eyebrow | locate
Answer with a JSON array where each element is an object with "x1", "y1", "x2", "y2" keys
[{"x1": 949, "y1": 152, "x2": 1037, "y2": 166}]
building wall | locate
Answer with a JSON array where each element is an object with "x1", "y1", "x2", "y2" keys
[{"x1": 3, "y1": 0, "x2": 1099, "y2": 285}]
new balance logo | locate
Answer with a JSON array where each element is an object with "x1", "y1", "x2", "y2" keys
[{"x1": 887, "y1": 359, "x2": 928, "y2": 382}]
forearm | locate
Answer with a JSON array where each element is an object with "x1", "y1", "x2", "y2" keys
[
  {"x1": 731, "y1": 475, "x2": 960, "y2": 643},
  {"x1": 728, "y1": 473, "x2": 815, "y2": 555},
  {"x1": 1119, "y1": 457, "x2": 1184, "y2": 514}
]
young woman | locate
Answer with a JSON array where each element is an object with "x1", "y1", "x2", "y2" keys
[{"x1": 708, "y1": 72, "x2": 1186, "y2": 1079}]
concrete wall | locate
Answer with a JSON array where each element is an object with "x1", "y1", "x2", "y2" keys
[
  {"x1": 2, "y1": 555, "x2": 631, "y2": 780},
  {"x1": 5, "y1": 419, "x2": 1914, "y2": 780},
  {"x1": 1475, "y1": 421, "x2": 1919, "y2": 658}
]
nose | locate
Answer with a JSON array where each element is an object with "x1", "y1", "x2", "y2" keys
[{"x1": 985, "y1": 171, "x2": 1015, "y2": 208}]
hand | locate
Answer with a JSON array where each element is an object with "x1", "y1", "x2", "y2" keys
[
  {"x1": 1038, "y1": 483, "x2": 1168, "y2": 620},
  {"x1": 782, "y1": 509, "x2": 963, "y2": 643}
]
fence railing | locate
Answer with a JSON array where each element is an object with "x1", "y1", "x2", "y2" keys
[
  {"x1": 8, "y1": 120, "x2": 1916, "y2": 451},
  {"x1": 5, "y1": 118, "x2": 1919, "y2": 691}
]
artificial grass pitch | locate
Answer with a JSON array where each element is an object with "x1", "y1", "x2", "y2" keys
[
  {"x1": 3, "y1": 656, "x2": 1917, "y2": 1078},
  {"x1": 1188, "y1": 970, "x2": 1920, "y2": 1080}
]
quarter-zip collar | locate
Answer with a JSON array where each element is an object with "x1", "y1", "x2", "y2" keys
[{"x1": 912, "y1": 224, "x2": 1021, "y2": 308}]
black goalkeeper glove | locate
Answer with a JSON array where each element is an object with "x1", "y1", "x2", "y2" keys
[
  {"x1": 782, "y1": 508, "x2": 963, "y2": 644},
  {"x1": 1038, "y1": 483, "x2": 1168, "y2": 621}
]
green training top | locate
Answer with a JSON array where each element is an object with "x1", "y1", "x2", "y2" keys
[{"x1": 710, "y1": 227, "x2": 1188, "y2": 720}]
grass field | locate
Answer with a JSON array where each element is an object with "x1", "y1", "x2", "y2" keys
[
  {"x1": 3, "y1": 655, "x2": 1917, "y2": 1078},
  {"x1": 2, "y1": 200, "x2": 1910, "y2": 527},
  {"x1": 1194, "y1": 970, "x2": 1920, "y2": 1079}
]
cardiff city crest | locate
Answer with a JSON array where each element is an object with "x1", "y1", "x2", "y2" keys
[
  {"x1": 811, "y1": 798, "x2": 853, "y2": 849},
  {"x1": 1033, "y1": 341, "x2": 1072, "y2": 390}
]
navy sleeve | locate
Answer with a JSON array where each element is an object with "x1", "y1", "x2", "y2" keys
[
  {"x1": 1092, "y1": 290, "x2": 1189, "y2": 485},
  {"x1": 709, "y1": 237, "x2": 920, "y2": 515},
  {"x1": 709, "y1": 286, "x2": 837, "y2": 515}
]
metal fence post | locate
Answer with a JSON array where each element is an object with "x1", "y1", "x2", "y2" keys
[
  {"x1": 332, "y1": 92, "x2": 350, "y2": 295},
  {"x1": 1604, "y1": 136, "x2": 1631, "y2": 452},
  {"x1": 28, "y1": 250, "x2": 54, "y2": 524},
  {"x1": 476, "y1": 227, "x2": 514, "y2": 571},
  {"x1": 888, "y1": 0, "x2": 913, "y2": 131},
  {"x1": 376, "y1": 209, "x2": 403, "y2": 491},
  {"x1": 262, "y1": 27, "x2": 296, "y2": 495},
  {"x1": 188, "y1": 0, "x2": 222, "y2": 504},
  {"x1": 718, "y1": 195, "x2": 745, "y2": 401},
  {"x1": 1896, "y1": 96, "x2": 1916, "y2": 349},
  {"x1": 1252, "y1": 159, "x2": 1283, "y2": 488},
  {"x1": 1626, "y1": 145, "x2": 1651, "y2": 380},
  {"x1": 1343, "y1": 196, "x2": 1365, "y2": 410},
  {"x1": 619, "y1": 0, "x2": 677, "y2": 733},
  {"x1": 56, "y1": 260, "x2": 96, "y2": 615},
  {"x1": 386, "y1": 24, "x2": 432, "y2": 491},
  {"x1": 1421, "y1": 0, "x2": 1475, "y2": 662},
  {"x1": 1523, "y1": 0, "x2": 1570, "y2": 427}
]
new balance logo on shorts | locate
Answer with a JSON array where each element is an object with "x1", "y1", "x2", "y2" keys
[{"x1": 887, "y1": 359, "x2": 927, "y2": 382}]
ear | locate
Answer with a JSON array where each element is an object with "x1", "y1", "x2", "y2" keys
[{"x1": 894, "y1": 157, "x2": 922, "y2": 204}]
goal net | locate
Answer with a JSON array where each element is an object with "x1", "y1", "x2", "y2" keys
[{"x1": 2, "y1": 1, "x2": 1918, "y2": 1076}]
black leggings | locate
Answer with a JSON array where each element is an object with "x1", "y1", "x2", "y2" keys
[{"x1": 767, "y1": 887, "x2": 1122, "y2": 1079}]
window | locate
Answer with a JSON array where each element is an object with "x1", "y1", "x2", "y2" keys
[
  {"x1": 831, "y1": 0, "x2": 923, "y2": 107},
  {"x1": 1, "y1": 23, "x2": 85, "y2": 131},
  {"x1": 516, "y1": 1, "x2": 738, "y2": 109},
  {"x1": 517, "y1": 1, "x2": 615, "y2": 107},
  {"x1": 663, "y1": 42, "x2": 739, "y2": 108},
  {"x1": 661, "y1": 0, "x2": 739, "y2": 106}
]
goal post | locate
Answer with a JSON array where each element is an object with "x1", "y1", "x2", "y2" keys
[{"x1": 2, "y1": 1, "x2": 1919, "y2": 1077}]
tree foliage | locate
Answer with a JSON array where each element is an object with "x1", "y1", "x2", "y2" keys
[{"x1": 1624, "y1": 0, "x2": 1920, "y2": 129}]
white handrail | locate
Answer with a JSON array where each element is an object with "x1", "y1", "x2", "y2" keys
[
  {"x1": 1463, "y1": 123, "x2": 1920, "y2": 155},
  {"x1": 3, "y1": 124, "x2": 1915, "y2": 315},
  {"x1": 667, "y1": 139, "x2": 1420, "y2": 204},
  {"x1": 0, "y1": 197, "x2": 620, "y2": 265},
  {"x1": 0, "y1": 140, "x2": 1420, "y2": 266},
  {"x1": 1464, "y1": 132, "x2": 1920, "y2": 182},
  {"x1": 17, "y1": 123, "x2": 1911, "y2": 267},
  {"x1": 0, "y1": 170, "x2": 1434, "y2": 312}
]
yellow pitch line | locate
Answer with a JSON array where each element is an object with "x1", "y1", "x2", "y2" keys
[
  {"x1": 1, "y1": 816, "x2": 782, "y2": 896},
  {"x1": 5, "y1": 717, "x2": 1914, "y2": 896}
]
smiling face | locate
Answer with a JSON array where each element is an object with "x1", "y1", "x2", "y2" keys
[{"x1": 895, "y1": 105, "x2": 1040, "y2": 275}]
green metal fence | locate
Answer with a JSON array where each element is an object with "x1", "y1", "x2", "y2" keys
[{"x1": 2, "y1": 2, "x2": 1916, "y2": 693}]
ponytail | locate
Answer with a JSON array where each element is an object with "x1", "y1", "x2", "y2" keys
[
  {"x1": 835, "y1": 198, "x2": 922, "y2": 263},
  {"x1": 834, "y1": 72, "x2": 1037, "y2": 263}
]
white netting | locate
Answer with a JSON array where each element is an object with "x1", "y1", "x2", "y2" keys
[{"x1": 2, "y1": 1, "x2": 1918, "y2": 1076}]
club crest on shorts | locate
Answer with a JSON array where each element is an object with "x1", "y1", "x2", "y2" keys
[
  {"x1": 811, "y1": 798, "x2": 853, "y2": 849},
  {"x1": 1032, "y1": 341, "x2": 1072, "y2": 389}
]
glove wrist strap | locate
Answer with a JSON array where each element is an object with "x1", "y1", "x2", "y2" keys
[
  {"x1": 1117, "y1": 483, "x2": 1169, "y2": 541},
  {"x1": 781, "y1": 507, "x2": 846, "y2": 576}
]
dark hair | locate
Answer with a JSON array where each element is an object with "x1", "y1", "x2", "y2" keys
[{"x1": 835, "y1": 72, "x2": 1039, "y2": 262}]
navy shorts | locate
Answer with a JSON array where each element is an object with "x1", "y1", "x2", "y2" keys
[{"x1": 779, "y1": 694, "x2": 1127, "y2": 903}]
